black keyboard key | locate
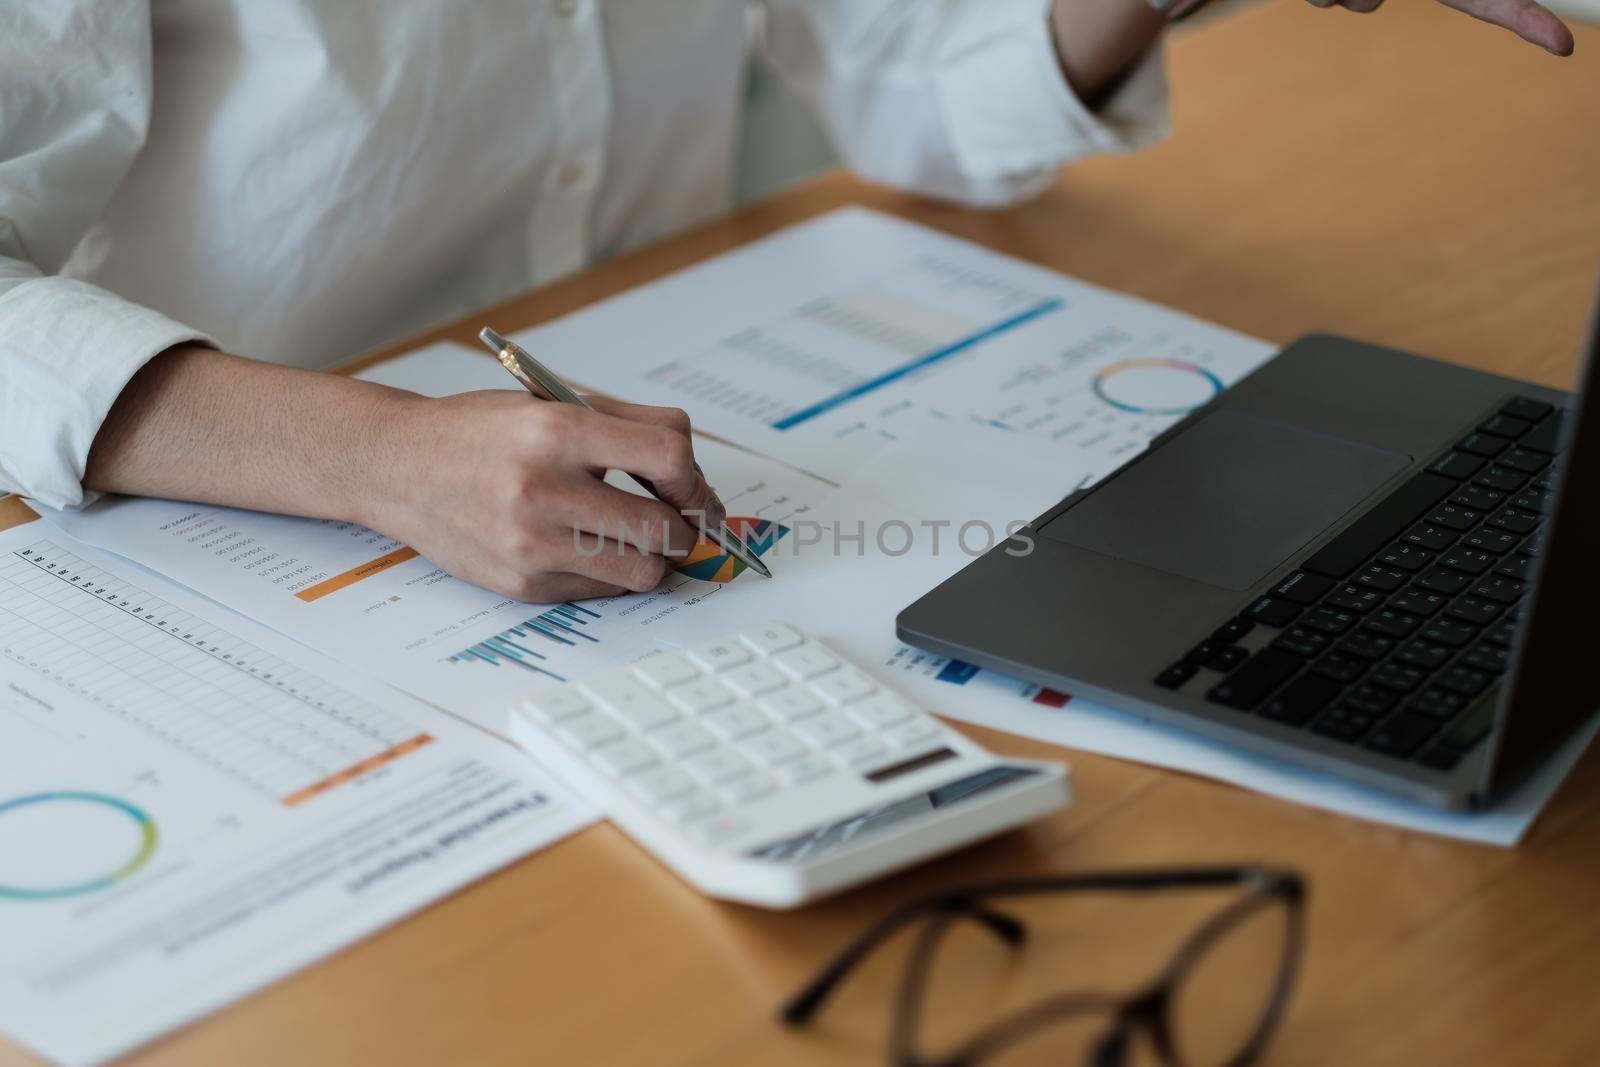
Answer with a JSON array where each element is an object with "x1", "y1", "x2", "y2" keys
[
  {"x1": 1300, "y1": 608, "x2": 1357, "y2": 635},
  {"x1": 1449, "y1": 485, "x2": 1505, "y2": 512},
  {"x1": 1437, "y1": 666, "x2": 1494, "y2": 697},
  {"x1": 1480, "y1": 414, "x2": 1532, "y2": 439},
  {"x1": 1445, "y1": 597, "x2": 1501, "y2": 626},
  {"x1": 1376, "y1": 544, "x2": 1433, "y2": 572},
  {"x1": 1366, "y1": 713, "x2": 1440, "y2": 759},
  {"x1": 1271, "y1": 626, "x2": 1331, "y2": 658},
  {"x1": 1390, "y1": 588, "x2": 1448, "y2": 616},
  {"x1": 1522, "y1": 531, "x2": 1547, "y2": 557},
  {"x1": 1459, "y1": 643, "x2": 1509, "y2": 674},
  {"x1": 1417, "y1": 746, "x2": 1463, "y2": 771},
  {"x1": 1473, "y1": 466, "x2": 1527, "y2": 493},
  {"x1": 1272, "y1": 571, "x2": 1335, "y2": 606},
  {"x1": 1394, "y1": 641, "x2": 1452, "y2": 670},
  {"x1": 1364, "y1": 610, "x2": 1421, "y2": 638},
  {"x1": 1532, "y1": 468, "x2": 1563, "y2": 493},
  {"x1": 1519, "y1": 411, "x2": 1567, "y2": 454},
  {"x1": 1243, "y1": 597, "x2": 1300, "y2": 628},
  {"x1": 1370, "y1": 662, "x2": 1428, "y2": 693},
  {"x1": 1482, "y1": 619, "x2": 1518, "y2": 647},
  {"x1": 1312, "y1": 706, "x2": 1377, "y2": 742},
  {"x1": 1211, "y1": 645, "x2": 1249, "y2": 672},
  {"x1": 1439, "y1": 700, "x2": 1497, "y2": 752},
  {"x1": 1343, "y1": 683, "x2": 1400, "y2": 716},
  {"x1": 1416, "y1": 567, "x2": 1473, "y2": 596},
  {"x1": 1461, "y1": 526, "x2": 1521, "y2": 554},
  {"x1": 1410, "y1": 687, "x2": 1467, "y2": 719},
  {"x1": 1310, "y1": 655, "x2": 1368, "y2": 684},
  {"x1": 1426, "y1": 504, "x2": 1482, "y2": 531},
  {"x1": 1206, "y1": 649, "x2": 1303, "y2": 710},
  {"x1": 1429, "y1": 451, "x2": 1486, "y2": 481},
  {"x1": 1401, "y1": 523, "x2": 1457, "y2": 551},
  {"x1": 1300, "y1": 473, "x2": 1455, "y2": 578},
  {"x1": 1324, "y1": 585, "x2": 1383, "y2": 614},
  {"x1": 1469, "y1": 576, "x2": 1525, "y2": 604},
  {"x1": 1185, "y1": 640, "x2": 1223, "y2": 665},
  {"x1": 1439, "y1": 547, "x2": 1494, "y2": 575},
  {"x1": 1155, "y1": 661, "x2": 1199, "y2": 689},
  {"x1": 1260, "y1": 675, "x2": 1345, "y2": 725},
  {"x1": 1488, "y1": 508, "x2": 1540, "y2": 535},
  {"x1": 1498, "y1": 448, "x2": 1548, "y2": 474},
  {"x1": 1455, "y1": 432, "x2": 1508, "y2": 459},
  {"x1": 1353, "y1": 565, "x2": 1407, "y2": 592},
  {"x1": 1501, "y1": 396, "x2": 1553, "y2": 422},
  {"x1": 1212, "y1": 618, "x2": 1255, "y2": 644},
  {"x1": 1337, "y1": 631, "x2": 1397, "y2": 661},
  {"x1": 1508, "y1": 487, "x2": 1557, "y2": 514},
  {"x1": 1493, "y1": 554, "x2": 1533, "y2": 581},
  {"x1": 1418, "y1": 617, "x2": 1479, "y2": 648}
]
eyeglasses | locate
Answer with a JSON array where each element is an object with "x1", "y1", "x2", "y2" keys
[{"x1": 780, "y1": 865, "x2": 1306, "y2": 1067}]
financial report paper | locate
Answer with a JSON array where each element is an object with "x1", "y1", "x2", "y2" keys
[{"x1": 0, "y1": 517, "x2": 594, "y2": 1066}]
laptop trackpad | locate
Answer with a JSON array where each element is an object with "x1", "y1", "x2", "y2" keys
[{"x1": 1040, "y1": 411, "x2": 1411, "y2": 590}]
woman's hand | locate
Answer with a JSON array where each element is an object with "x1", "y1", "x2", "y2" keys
[{"x1": 1305, "y1": 0, "x2": 1574, "y2": 55}]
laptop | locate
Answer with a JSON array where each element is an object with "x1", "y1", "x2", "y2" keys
[{"x1": 897, "y1": 290, "x2": 1600, "y2": 810}]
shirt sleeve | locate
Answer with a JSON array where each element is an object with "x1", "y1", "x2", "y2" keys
[
  {"x1": 757, "y1": 0, "x2": 1169, "y2": 208},
  {"x1": 0, "y1": 1, "x2": 214, "y2": 510}
]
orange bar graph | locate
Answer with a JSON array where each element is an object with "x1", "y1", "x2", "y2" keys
[
  {"x1": 295, "y1": 546, "x2": 419, "y2": 602},
  {"x1": 280, "y1": 733, "x2": 434, "y2": 806}
]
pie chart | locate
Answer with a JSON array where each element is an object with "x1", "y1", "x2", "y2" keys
[
  {"x1": 1092, "y1": 358, "x2": 1224, "y2": 416},
  {"x1": 0, "y1": 792, "x2": 158, "y2": 901},
  {"x1": 673, "y1": 517, "x2": 788, "y2": 583}
]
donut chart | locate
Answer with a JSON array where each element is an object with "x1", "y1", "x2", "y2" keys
[
  {"x1": 0, "y1": 792, "x2": 158, "y2": 901},
  {"x1": 673, "y1": 517, "x2": 788, "y2": 583},
  {"x1": 1091, "y1": 358, "x2": 1224, "y2": 416}
]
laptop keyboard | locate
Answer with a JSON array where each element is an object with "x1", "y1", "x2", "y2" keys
[{"x1": 1154, "y1": 395, "x2": 1568, "y2": 772}]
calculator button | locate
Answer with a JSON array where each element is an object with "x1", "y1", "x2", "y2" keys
[
  {"x1": 721, "y1": 661, "x2": 787, "y2": 698},
  {"x1": 813, "y1": 668, "x2": 878, "y2": 706},
  {"x1": 631, "y1": 652, "x2": 699, "y2": 690},
  {"x1": 686, "y1": 638, "x2": 752, "y2": 673},
  {"x1": 796, "y1": 712, "x2": 862, "y2": 749},
  {"x1": 583, "y1": 674, "x2": 662, "y2": 718},
  {"x1": 651, "y1": 720, "x2": 717, "y2": 758},
  {"x1": 668, "y1": 677, "x2": 736, "y2": 714},
  {"x1": 693, "y1": 813, "x2": 751, "y2": 848},
  {"x1": 555, "y1": 712, "x2": 625, "y2": 750},
  {"x1": 659, "y1": 790, "x2": 720, "y2": 826},
  {"x1": 883, "y1": 717, "x2": 943, "y2": 750},
  {"x1": 758, "y1": 688, "x2": 824, "y2": 722},
  {"x1": 624, "y1": 765, "x2": 698, "y2": 805},
  {"x1": 606, "y1": 695, "x2": 679, "y2": 732},
  {"x1": 779, "y1": 754, "x2": 834, "y2": 785},
  {"x1": 703, "y1": 706, "x2": 771, "y2": 741},
  {"x1": 848, "y1": 695, "x2": 915, "y2": 731},
  {"x1": 772, "y1": 643, "x2": 840, "y2": 680},
  {"x1": 589, "y1": 737, "x2": 659, "y2": 777},
  {"x1": 738, "y1": 622, "x2": 805, "y2": 656},
  {"x1": 684, "y1": 748, "x2": 756, "y2": 786},
  {"x1": 517, "y1": 687, "x2": 590, "y2": 724},
  {"x1": 719, "y1": 774, "x2": 778, "y2": 805},
  {"x1": 740, "y1": 731, "x2": 809, "y2": 767},
  {"x1": 838, "y1": 736, "x2": 890, "y2": 768}
]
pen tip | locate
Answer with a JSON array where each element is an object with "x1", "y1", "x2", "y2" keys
[{"x1": 479, "y1": 326, "x2": 508, "y2": 352}]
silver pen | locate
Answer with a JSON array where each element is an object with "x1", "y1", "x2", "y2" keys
[{"x1": 478, "y1": 327, "x2": 772, "y2": 579}]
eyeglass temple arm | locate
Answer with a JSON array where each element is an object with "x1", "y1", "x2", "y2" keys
[{"x1": 779, "y1": 901, "x2": 1026, "y2": 1026}]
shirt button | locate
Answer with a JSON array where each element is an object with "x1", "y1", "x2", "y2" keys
[
  {"x1": 558, "y1": 160, "x2": 590, "y2": 189},
  {"x1": 553, "y1": 0, "x2": 580, "y2": 17}
]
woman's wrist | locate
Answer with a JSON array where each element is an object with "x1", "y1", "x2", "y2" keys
[{"x1": 1049, "y1": 0, "x2": 1167, "y2": 104}]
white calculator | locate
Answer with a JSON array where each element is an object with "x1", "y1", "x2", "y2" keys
[{"x1": 508, "y1": 623, "x2": 1070, "y2": 908}]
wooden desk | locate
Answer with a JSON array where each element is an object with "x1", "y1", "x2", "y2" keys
[{"x1": 9, "y1": 3, "x2": 1600, "y2": 1065}]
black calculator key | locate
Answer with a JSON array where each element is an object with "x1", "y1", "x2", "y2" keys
[
  {"x1": 1508, "y1": 487, "x2": 1557, "y2": 513},
  {"x1": 1206, "y1": 649, "x2": 1303, "y2": 710},
  {"x1": 1493, "y1": 555, "x2": 1533, "y2": 581},
  {"x1": 1310, "y1": 655, "x2": 1368, "y2": 684},
  {"x1": 1185, "y1": 640, "x2": 1222, "y2": 664},
  {"x1": 1519, "y1": 411, "x2": 1567, "y2": 454},
  {"x1": 1243, "y1": 597, "x2": 1300, "y2": 628},
  {"x1": 1271, "y1": 627, "x2": 1330, "y2": 658},
  {"x1": 1488, "y1": 508, "x2": 1540, "y2": 535},
  {"x1": 1212, "y1": 618, "x2": 1256, "y2": 644},
  {"x1": 1449, "y1": 485, "x2": 1505, "y2": 512},
  {"x1": 1390, "y1": 588, "x2": 1448, "y2": 616},
  {"x1": 1437, "y1": 666, "x2": 1494, "y2": 697},
  {"x1": 1455, "y1": 433, "x2": 1508, "y2": 459},
  {"x1": 1445, "y1": 597, "x2": 1501, "y2": 626},
  {"x1": 1480, "y1": 414, "x2": 1531, "y2": 439},
  {"x1": 1365, "y1": 713, "x2": 1440, "y2": 759},
  {"x1": 1416, "y1": 567, "x2": 1473, "y2": 596},
  {"x1": 1425, "y1": 504, "x2": 1481, "y2": 531},
  {"x1": 1364, "y1": 610, "x2": 1420, "y2": 638},
  {"x1": 1337, "y1": 632, "x2": 1397, "y2": 661},
  {"x1": 1260, "y1": 675, "x2": 1344, "y2": 726},
  {"x1": 1155, "y1": 661, "x2": 1199, "y2": 689},
  {"x1": 1300, "y1": 608, "x2": 1357, "y2": 635},
  {"x1": 1501, "y1": 396, "x2": 1553, "y2": 422},
  {"x1": 1353, "y1": 566, "x2": 1407, "y2": 592},
  {"x1": 1312, "y1": 706, "x2": 1376, "y2": 743},
  {"x1": 1410, "y1": 687, "x2": 1467, "y2": 719},
  {"x1": 1324, "y1": 586, "x2": 1383, "y2": 614},
  {"x1": 1439, "y1": 547, "x2": 1494, "y2": 575},
  {"x1": 1473, "y1": 466, "x2": 1527, "y2": 493},
  {"x1": 1211, "y1": 645, "x2": 1249, "y2": 672},
  {"x1": 1461, "y1": 526, "x2": 1521, "y2": 554},
  {"x1": 1498, "y1": 448, "x2": 1548, "y2": 474},
  {"x1": 1429, "y1": 451, "x2": 1485, "y2": 481},
  {"x1": 1469, "y1": 576, "x2": 1524, "y2": 604},
  {"x1": 1401, "y1": 523, "x2": 1457, "y2": 551},
  {"x1": 1376, "y1": 544, "x2": 1433, "y2": 572},
  {"x1": 1370, "y1": 662, "x2": 1428, "y2": 693},
  {"x1": 1272, "y1": 572, "x2": 1335, "y2": 605},
  {"x1": 1300, "y1": 473, "x2": 1455, "y2": 578},
  {"x1": 1458, "y1": 643, "x2": 1509, "y2": 674},
  {"x1": 1418, "y1": 618, "x2": 1479, "y2": 648},
  {"x1": 1394, "y1": 641, "x2": 1452, "y2": 670}
]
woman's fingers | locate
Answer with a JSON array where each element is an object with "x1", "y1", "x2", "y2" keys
[{"x1": 566, "y1": 530, "x2": 674, "y2": 593}]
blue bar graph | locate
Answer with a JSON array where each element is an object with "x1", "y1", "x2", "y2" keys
[
  {"x1": 770, "y1": 298, "x2": 1065, "y2": 431},
  {"x1": 446, "y1": 602, "x2": 604, "y2": 681}
]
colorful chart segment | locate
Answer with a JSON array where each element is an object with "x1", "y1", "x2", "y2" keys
[
  {"x1": 673, "y1": 517, "x2": 788, "y2": 583},
  {"x1": 1091, "y1": 357, "x2": 1224, "y2": 416},
  {"x1": 446, "y1": 602, "x2": 603, "y2": 681},
  {"x1": 0, "y1": 792, "x2": 158, "y2": 901}
]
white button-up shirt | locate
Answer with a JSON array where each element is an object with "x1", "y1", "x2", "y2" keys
[{"x1": 0, "y1": 0, "x2": 1166, "y2": 509}]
